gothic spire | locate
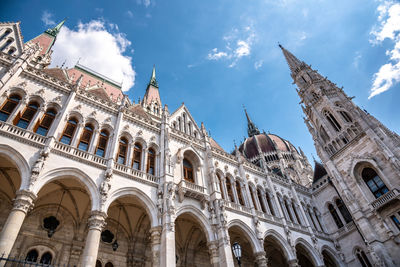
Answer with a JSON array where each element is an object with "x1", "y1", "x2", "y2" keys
[
  {"x1": 45, "y1": 18, "x2": 66, "y2": 38},
  {"x1": 148, "y1": 65, "x2": 158, "y2": 88},
  {"x1": 244, "y1": 106, "x2": 260, "y2": 137},
  {"x1": 279, "y1": 44, "x2": 306, "y2": 76}
]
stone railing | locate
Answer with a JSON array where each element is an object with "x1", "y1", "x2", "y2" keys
[
  {"x1": 223, "y1": 200, "x2": 252, "y2": 215},
  {"x1": 177, "y1": 180, "x2": 208, "y2": 204},
  {"x1": 371, "y1": 189, "x2": 400, "y2": 210},
  {"x1": 0, "y1": 121, "x2": 46, "y2": 147},
  {"x1": 114, "y1": 162, "x2": 159, "y2": 184},
  {"x1": 178, "y1": 180, "x2": 206, "y2": 194},
  {"x1": 53, "y1": 141, "x2": 107, "y2": 166}
]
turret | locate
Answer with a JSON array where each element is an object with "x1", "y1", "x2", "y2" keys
[{"x1": 142, "y1": 65, "x2": 162, "y2": 117}]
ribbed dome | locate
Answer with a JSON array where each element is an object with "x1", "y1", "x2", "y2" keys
[{"x1": 239, "y1": 133, "x2": 294, "y2": 159}]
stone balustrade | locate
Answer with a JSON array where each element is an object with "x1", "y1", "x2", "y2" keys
[
  {"x1": 371, "y1": 189, "x2": 400, "y2": 210},
  {"x1": 113, "y1": 162, "x2": 159, "y2": 185}
]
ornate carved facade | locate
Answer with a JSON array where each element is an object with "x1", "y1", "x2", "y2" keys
[{"x1": 0, "y1": 20, "x2": 398, "y2": 267}]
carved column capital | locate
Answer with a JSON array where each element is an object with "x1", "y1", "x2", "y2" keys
[
  {"x1": 150, "y1": 226, "x2": 162, "y2": 245},
  {"x1": 288, "y1": 259, "x2": 299, "y2": 267},
  {"x1": 12, "y1": 190, "x2": 36, "y2": 213},
  {"x1": 87, "y1": 210, "x2": 107, "y2": 231},
  {"x1": 254, "y1": 251, "x2": 268, "y2": 267}
]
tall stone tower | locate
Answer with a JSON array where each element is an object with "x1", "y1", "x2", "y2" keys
[{"x1": 280, "y1": 45, "x2": 400, "y2": 266}]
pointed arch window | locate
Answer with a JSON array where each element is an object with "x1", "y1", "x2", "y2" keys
[
  {"x1": 335, "y1": 199, "x2": 352, "y2": 224},
  {"x1": 339, "y1": 111, "x2": 352, "y2": 123},
  {"x1": 292, "y1": 201, "x2": 301, "y2": 224},
  {"x1": 308, "y1": 208, "x2": 318, "y2": 229},
  {"x1": 217, "y1": 173, "x2": 225, "y2": 199},
  {"x1": 132, "y1": 143, "x2": 142, "y2": 170},
  {"x1": 320, "y1": 126, "x2": 330, "y2": 143},
  {"x1": 355, "y1": 249, "x2": 372, "y2": 267},
  {"x1": 78, "y1": 124, "x2": 94, "y2": 151},
  {"x1": 225, "y1": 177, "x2": 234, "y2": 202},
  {"x1": 284, "y1": 199, "x2": 294, "y2": 222},
  {"x1": 257, "y1": 189, "x2": 266, "y2": 212},
  {"x1": 147, "y1": 148, "x2": 156, "y2": 175},
  {"x1": 324, "y1": 110, "x2": 341, "y2": 132},
  {"x1": 34, "y1": 108, "x2": 57, "y2": 136},
  {"x1": 362, "y1": 167, "x2": 388, "y2": 198},
  {"x1": 328, "y1": 204, "x2": 344, "y2": 229},
  {"x1": 0, "y1": 94, "x2": 21, "y2": 122},
  {"x1": 60, "y1": 118, "x2": 78, "y2": 145},
  {"x1": 0, "y1": 39, "x2": 12, "y2": 51},
  {"x1": 117, "y1": 137, "x2": 128, "y2": 164},
  {"x1": 250, "y1": 188, "x2": 258, "y2": 210},
  {"x1": 14, "y1": 101, "x2": 39, "y2": 129},
  {"x1": 96, "y1": 260, "x2": 102, "y2": 267},
  {"x1": 40, "y1": 252, "x2": 52, "y2": 264},
  {"x1": 266, "y1": 193, "x2": 275, "y2": 216},
  {"x1": 236, "y1": 181, "x2": 245, "y2": 206},
  {"x1": 96, "y1": 130, "x2": 109, "y2": 157},
  {"x1": 26, "y1": 249, "x2": 39, "y2": 262},
  {"x1": 0, "y1": 29, "x2": 11, "y2": 41},
  {"x1": 183, "y1": 158, "x2": 194, "y2": 183}
]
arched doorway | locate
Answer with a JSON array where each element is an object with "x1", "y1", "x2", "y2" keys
[
  {"x1": 264, "y1": 234, "x2": 289, "y2": 267},
  {"x1": 175, "y1": 212, "x2": 211, "y2": 267},
  {"x1": 20, "y1": 176, "x2": 93, "y2": 266},
  {"x1": 322, "y1": 249, "x2": 339, "y2": 267},
  {"x1": 104, "y1": 195, "x2": 152, "y2": 266},
  {"x1": 295, "y1": 243, "x2": 315, "y2": 267},
  {"x1": 228, "y1": 225, "x2": 256, "y2": 266}
]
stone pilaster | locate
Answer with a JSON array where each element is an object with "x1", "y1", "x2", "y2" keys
[
  {"x1": 79, "y1": 211, "x2": 107, "y2": 267},
  {"x1": 208, "y1": 241, "x2": 219, "y2": 267},
  {"x1": 0, "y1": 190, "x2": 36, "y2": 257},
  {"x1": 254, "y1": 251, "x2": 268, "y2": 267}
]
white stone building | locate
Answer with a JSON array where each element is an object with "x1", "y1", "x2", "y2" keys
[{"x1": 0, "y1": 20, "x2": 398, "y2": 267}]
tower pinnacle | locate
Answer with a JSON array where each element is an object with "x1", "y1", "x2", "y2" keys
[
  {"x1": 279, "y1": 44, "x2": 306, "y2": 77},
  {"x1": 244, "y1": 106, "x2": 260, "y2": 137},
  {"x1": 148, "y1": 65, "x2": 158, "y2": 88},
  {"x1": 45, "y1": 18, "x2": 66, "y2": 38}
]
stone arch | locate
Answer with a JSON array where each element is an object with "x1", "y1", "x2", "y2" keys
[
  {"x1": 84, "y1": 117, "x2": 100, "y2": 131},
  {"x1": 263, "y1": 229, "x2": 295, "y2": 261},
  {"x1": 295, "y1": 238, "x2": 324, "y2": 267},
  {"x1": 33, "y1": 167, "x2": 100, "y2": 211},
  {"x1": 27, "y1": 94, "x2": 45, "y2": 107},
  {"x1": 133, "y1": 136, "x2": 147, "y2": 149},
  {"x1": 7, "y1": 87, "x2": 27, "y2": 99},
  {"x1": 105, "y1": 187, "x2": 158, "y2": 227},
  {"x1": 67, "y1": 111, "x2": 84, "y2": 123},
  {"x1": 321, "y1": 245, "x2": 341, "y2": 267},
  {"x1": 176, "y1": 205, "x2": 214, "y2": 243},
  {"x1": 119, "y1": 131, "x2": 133, "y2": 143},
  {"x1": 148, "y1": 141, "x2": 159, "y2": 152},
  {"x1": 228, "y1": 219, "x2": 261, "y2": 252},
  {"x1": 0, "y1": 144, "x2": 30, "y2": 190}
]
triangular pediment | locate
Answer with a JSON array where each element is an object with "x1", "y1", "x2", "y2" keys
[{"x1": 170, "y1": 104, "x2": 201, "y2": 137}]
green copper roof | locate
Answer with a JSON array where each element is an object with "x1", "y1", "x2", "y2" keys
[
  {"x1": 148, "y1": 65, "x2": 159, "y2": 88},
  {"x1": 44, "y1": 19, "x2": 66, "y2": 37}
]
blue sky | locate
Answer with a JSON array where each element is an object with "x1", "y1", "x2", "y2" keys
[{"x1": 2, "y1": 0, "x2": 400, "y2": 162}]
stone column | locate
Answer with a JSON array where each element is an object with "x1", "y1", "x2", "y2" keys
[
  {"x1": 262, "y1": 192, "x2": 271, "y2": 215},
  {"x1": 217, "y1": 227, "x2": 235, "y2": 267},
  {"x1": 150, "y1": 226, "x2": 162, "y2": 267},
  {"x1": 310, "y1": 210, "x2": 322, "y2": 232},
  {"x1": 288, "y1": 259, "x2": 299, "y2": 267},
  {"x1": 71, "y1": 123, "x2": 84, "y2": 148},
  {"x1": 254, "y1": 251, "x2": 268, "y2": 267},
  {"x1": 287, "y1": 201, "x2": 299, "y2": 224},
  {"x1": 88, "y1": 129, "x2": 100, "y2": 154},
  {"x1": 208, "y1": 241, "x2": 219, "y2": 267},
  {"x1": 79, "y1": 211, "x2": 107, "y2": 267},
  {"x1": 27, "y1": 106, "x2": 44, "y2": 131},
  {"x1": 278, "y1": 196, "x2": 290, "y2": 221},
  {"x1": 160, "y1": 219, "x2": 176, "y2": 267},
  {"x1": 0, "y1": 190, "x2": 35, "y2": 257}
]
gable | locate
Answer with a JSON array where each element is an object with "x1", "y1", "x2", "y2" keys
[{"x1": 170, "y1": 104, "x2": 201, "y2": 137}]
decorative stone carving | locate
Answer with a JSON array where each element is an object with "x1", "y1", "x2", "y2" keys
[
  {"x1": 87, "y1": 211, "x2": 107, "y2": 231},
  {"x1": 166, "y1": 182, "x2": 176, "y2": 215},
  {"x1": 99, "y1": 169, "x2": 112, "y2": 209},
  {"x1": 12, "y1": 190, "x2": 36, "y2": 213},
  {"x1": 29, "y1": 150, "x2": 49, "y2": 189},
  {"x1": 253, "y1": 216, "x2": 263, "y2": 241}
]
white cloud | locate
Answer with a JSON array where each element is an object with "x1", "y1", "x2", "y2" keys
[
  {"x1": 41, "y1": 11, "x2": 55, "y2": 26},
  {"x1": 369, "y1": 1, "x2": 400, "y2": 99},
  {"x1": 50, "y1": 20, "x2": 135, "y2": 92},
  {"x1": 126, "y1": 10, "x2": 134, "y2": 18},
  {"x1": 254, "y1": 60, "x2": 263, "y2": 70},
  {"x1": 353, "y1": 51, "x2": 362, "y2": 69},
  {"x1": 136, "y1": 0, "x2": 151, "y2": 7},
  {"x1": 207, "y1": 26, "x2": 256, "y2": 67}
]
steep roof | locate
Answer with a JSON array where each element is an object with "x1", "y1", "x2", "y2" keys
[
  {"x1": 210, "y1": 137, "x2": 224, "y2": 151},
  {"x1": 313, "y1": 161, "x2": 327, "y2": 184}
]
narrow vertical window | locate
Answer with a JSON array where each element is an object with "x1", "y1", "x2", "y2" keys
[
  {"x1": 117, "y1": 137, "x2": 128, "y2": 164},
  {"x1": 292, "y1": 202, "x2": 301, "y2": 224},
  {"x1": 14, "y1": 102, "x2": 39, "y2": 129},
  {"x1": 257, "y1": 189, "x2": 266, "y2": 212},
  {"x1": 266, "y1": 193, "x2": 275, "y2": 216},
  {"x1": 0, "y1": 94, "x2": 21, "y2": 121},
  {"x1": 26, "y1": 249, "x2": 38, "y2": 262},
  {"x1": 236, "y1": 181, "x2": 245, "y2": 206},
  {"x1": 40, "y1": 252, "x2": 52, "y2": 264},
  {"x1": 132, "y1": 143, "x2": 142, "y2": 170},
  {"x1": 34, "y1": 108, "x2": 57, "y2": 136},
  {"x1": 328, "y1": 204, "x2": 344, "y2": 229},
  {"x1": 320, "y1": 126, "x2": 330, "y2": 143},
  {"x1": 0, "y1": 29, "x2": 11, "y2": 41},
  {"x1": 0, "y1": 39, "x2": 12, "y2": 51},
  {"x1": 362, "y1": 168, "x2": 388, "y2": 198},
  {"x1": 78, "y1": 124, "x2": 94, "y2": 151},
  {"x1": 340, "y1": 111, "x2": 352, "y2": 123},
  {"x1": 96, "y1": 130, "x2": 109, "y2": 157},
  {"x1": 60, "y1": 118, "x2": 78, "y2": 145},
  {"x1": 217, "y1": 173, "x2": 225, "y2": 199},
  {"x1": 226, "y1": 177, "x2": 234, "y2": 202},
  {"x1": 147, "y1": 148, "x2": 155, "y2": 175},
  {"x1": 250, "y1": 188, "x2": 258, "y2": 210},
  {"x1": 285, "y1": 199, "x2": 294, "y2": 222},
  {"x1": 335, "y1": 199, "x2": 352, "y2": 224},
  {"x1": 356, "y1": 249, "x2": 372, "y2": 267},
  {"x1": 391, "y1": 215, "x2": 400, "y2": 231},
  {"x1": 324, "y1": 111, "x2": 341, "y2": 132},
  {"x1": 183, "y1": 158, "x2": 194, "y2": 182}
]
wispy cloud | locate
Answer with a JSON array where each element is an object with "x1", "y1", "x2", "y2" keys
[
  {"x1": 254, "y1": 60, "x2": 263, "y2": 70},
  {"x1": 207, "y1": 25, "x2": 256, "y2": 67},
  {"x1": 50, "y1": 20, "x2": 136, "y2": 91},
  {"x1": 353, "y1": 51, "x2": 362, "y2": 69},
  {"x1": 369, "y1": 1, "x2": 400, "y2": 99},
  {"x1": 41, "y1": 10, "x2": 55, "y2": 26},
  {"x1": 126, "y1": 10, "x2": 134, "y2": 18},
  {"x1": 136, "y1": 0, "x2": 152, "y2": 8}
]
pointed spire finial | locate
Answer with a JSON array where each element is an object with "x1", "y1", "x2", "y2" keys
[
  {"x1": 149, "y1": 65, "x2": 158, "y2": 88},
  {"x1": 45, "y1": 18, "x2": 67, "y2": 37},
  {"x1": 243, "y1": 105, "x2": 260, "y2": 137},
  {"x1": 279, "y1": 44, "x2": 305, "y2": 75}
]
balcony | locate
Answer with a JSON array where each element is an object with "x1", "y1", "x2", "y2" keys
[
  {"x1": 113, "y1": 162, "x2": 159, "y2": 185},
  {"x1": 53, "y1": 141, "x2": 107, "y2": 167},
  {"x1": 222, "y1": 200, "x2": 252, "y2": 215},
  {"x1": 178, "y1": 180, "x2": 208, "y2": 207},
  {"x1": 0, "y1": 121, "x2": 46, "y2": 147},
  {"x1": 371, "y1": 189, "x2": 400, "y2": 210}
]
